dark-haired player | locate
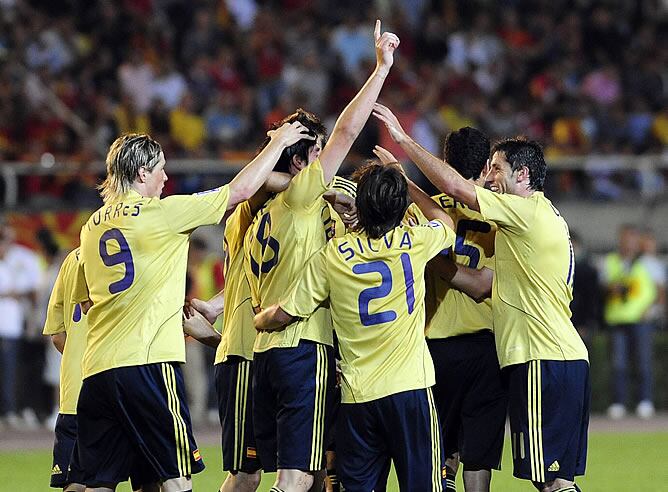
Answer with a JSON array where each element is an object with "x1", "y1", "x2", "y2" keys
[
  {"x1": 255, "y1": 163, "x2": 456, "y2": 491},
  {"x1": 243, "y1": 20, "x2": 399, "y2": 492},
  {"x1": 378, "y1": 126, "x2": 506, "y2": 492},
  {"x1": 375, "y1": 102, "x2": 589, "y2": 492}
]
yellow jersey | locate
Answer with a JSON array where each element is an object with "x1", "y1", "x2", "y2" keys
[
  {"x1": 74, "y1": 186, "x2": 230, "y2": 377},
  {"x1": 475, "y1": 186, "x2": 588, "y2": 367},
  {"x1": 423, "y1": 194, "x2": 496, "y2": 338},
  {"x1": 244, "y1": 159, "x2": 333, "y2": 352},
  {"x1": 281, "y1": 220, "x2": 456, "y2": 403},
  {"x1": 215, "y1": 201, "x2": 255, "y2": 363},
  {"x1": 43, "y1": 249, "x2": 87, "y2": 415}
]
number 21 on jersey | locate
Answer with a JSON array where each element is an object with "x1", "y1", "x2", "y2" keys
[{"x1": 353, "y1": 253, "x2": 415, "y2": 326}]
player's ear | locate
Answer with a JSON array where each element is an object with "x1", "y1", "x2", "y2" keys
[
  {"x1": 138, "y1": 166, "x2": 148, "y2": 183},
  {"x1": 291, "y1": 154, "x2": 306, "y2": 171},
  {"x1": 517, "y1": 166, "x2": 529, "y2": 184}
]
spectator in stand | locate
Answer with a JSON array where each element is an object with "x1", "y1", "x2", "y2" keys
[{"x1": 603, "y1": 225, "x2": 657, "y2": 420}]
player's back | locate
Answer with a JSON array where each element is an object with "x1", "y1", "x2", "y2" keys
[
  {"x1": 323, "y1": 221, "x2": 455, "y2": 403},
  {"x1": 423, "y1": 195, "x2": 496, "y2": 338},
  {"x1": 44, "y1": 248, "x2": 88, "y2": 415},
  {"x1": 216, "y1": 201, "x2": 255, "y2": 363},
  {"x1": 77, "y1": 186, "x2": 230, "y2": 377},
  {"x1": 244, "y1": 159, "x2": 333, "y2": 351}
]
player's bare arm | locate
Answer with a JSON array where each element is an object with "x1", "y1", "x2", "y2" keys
[
  {"x1": 227, "y1": 122, "x2": 314, "y2": 209},
  {"x1": 373, "y1": 144, "x2": 455, "y2": 230},
  {"x1": 254, "y1": 303, "x2": 294, "y2": 332},
  {"x1": 373, "y1": 103, "x2": 480, "y2": 211},
  {"x1": 182, "y1": 308, "x2": 221, "y2": 348},
  {"x1": 51, "y1": 332, "x2": 67, "y2": 354},
  {"x1": 430, "y1": 255, "x2": 493, "y2": 302},
  {"x1": 319, "y1": 20, "x2": 399, "y2": 183}
]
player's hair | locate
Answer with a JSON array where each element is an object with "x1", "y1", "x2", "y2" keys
[
  {"x1": 258, "y1": 108, "x2": 327, "y2": 172},
  {"x1": 491, "y1": 137, "x2": 546, "y2": 191},
  {"x1": 443, "y1": 127, "x2": 490, "y2": 180},
  {"x1": 353, "y1": 163, "x2": 408, "y2": 239},
  {"x1": 99, "y1": 133, "x2": 163, "y2": 203}
]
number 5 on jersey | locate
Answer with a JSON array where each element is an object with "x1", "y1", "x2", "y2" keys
[{"x1": 250, "y1": 212, "x2": 280, "y2": 277}]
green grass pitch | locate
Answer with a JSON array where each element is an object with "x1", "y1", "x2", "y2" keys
[{"x1": 3, "y1": 433, "x2": 667, "y2": 491}]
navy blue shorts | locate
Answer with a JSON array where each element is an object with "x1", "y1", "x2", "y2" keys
[
  {"x1": 503, "y1": 359, "x2": 590, "y2": 483},
  {"x1": 50, "y1": 414, "x2": 85, "y2": 488},
  {"x1": 337, "y1": 388, "x2": 446, "y2": 492},
  {"x1": 215, "y1": 358, "x2": 260, "y2": 473},
  {"x1": 428, "y1": 331, "x2": 507, "y2": 470},
  {"x1": 252, "y1": 340, "x2": 336, "y2": 472},
  {"x1": 76, "y1": 362, "x2": 205, "y2": 488}
]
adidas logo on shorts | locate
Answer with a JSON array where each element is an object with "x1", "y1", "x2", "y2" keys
[
  {"x1": 548, "y1": 461, "x2": 560, "y2": 472},
  {"x1": 51, "y1": 464, "x2": 62, "y2": 475}
]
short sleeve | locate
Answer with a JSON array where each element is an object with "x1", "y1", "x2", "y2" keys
[
  {"x1": 161, "y1": 185, "x2": 231, "y2": 234},
  {"x1": 43, "y1": 256, "x2": 69, "y2": 335},
  {"x1": 72, "y1": 253, "x2": 89, "y2": 304},
  {"x1": 281, "y1": 159, "x2": 329, "y2": 211},
  {"x1": 475, "y1": 186, "x2": 536, "y2": 232},
  {"x1": 416, "y1": 219, "x2": 457, "y2": 259},
  {"x1": 330, "y1": 175, "x2": 357, "y2": 198},
  {"x1": 224, "y1": 200, "x2": 253, "y2": 257},
  {"x1": 280, "y1": 246, "x2": 330, "y2": 318}
]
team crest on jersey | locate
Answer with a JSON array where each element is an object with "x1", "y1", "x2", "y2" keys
[
  {"x1": 193, "y1": 449, "x2": 201, "y2": 461},
  {"x1": 247, "y1": 447, "x2": 257, "y2": 458}
]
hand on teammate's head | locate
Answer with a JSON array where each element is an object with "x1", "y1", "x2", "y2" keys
[
  {"x1": 374, "y1": 19, "x2": 400, "y2": 70},
  {"x1": 267, "y1": 121, "x2": 315, "y2": 147}
]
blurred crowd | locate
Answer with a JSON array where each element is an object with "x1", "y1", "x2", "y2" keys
[{"x1": 0, "y1": 0, "x2": 667, "y2": 168}]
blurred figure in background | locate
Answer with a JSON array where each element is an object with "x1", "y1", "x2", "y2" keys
[
  {"x1": 0, "y1": 222, "x2": 43, "y2": 429},
  {"x1": 186, "y1": 236, "x2": 224, "y2": 425},
  {"x1": 570, "y1": 230, "x2": 601, "y2": 347},
  {"x1": 639, "y1": 228, "x2": 666, "y2": 331},
  {"x1": 603, "y1": 224, "x2": 657, "y2": 419}
]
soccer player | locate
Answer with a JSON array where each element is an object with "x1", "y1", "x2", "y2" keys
[
  {"x1": 72, "y1": 121, "x2": 311, "y2": 492},
  {"x1": 376, "y1": 131, "x2": 507, "y2": 492},
  {"x1": 185, "y1": 171, "x2": 354, "y2": 492},
  {"x1": 243, "y1": 20, "x2": 399, "y2": 492},
  {"x1": 374, "y1": 103, "x2": 590, "y2": 492},
  {"x1": 43, "y1": 248, "x2": 87, "y2": 492},
  {"x1": 255, "y1": 162, "x2": 456, "y2": 491}
]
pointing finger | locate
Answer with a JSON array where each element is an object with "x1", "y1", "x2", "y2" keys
[{"x1": 374, "y1": 19, "x2": 381, "y2": 41}]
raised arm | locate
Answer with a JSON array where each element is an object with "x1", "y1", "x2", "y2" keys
[
  {"x1": 430, "y1": 255, "x2": 493, "y2": 302},
  {"x1": 319, "y1": 20, "x2": 399, "y2": 183},
  {"x1": 227, "y1": 122, "x2": 313, "y2": 209},
  {"x1": 373, "y1": 145, "x2": 454, "y2": 230},
  {"x1": 373, "y1": 103, "x2": 479, "y2": 211},
  {"x1": 407, "y1": 180, "x2": 454, "y2": 230}
]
